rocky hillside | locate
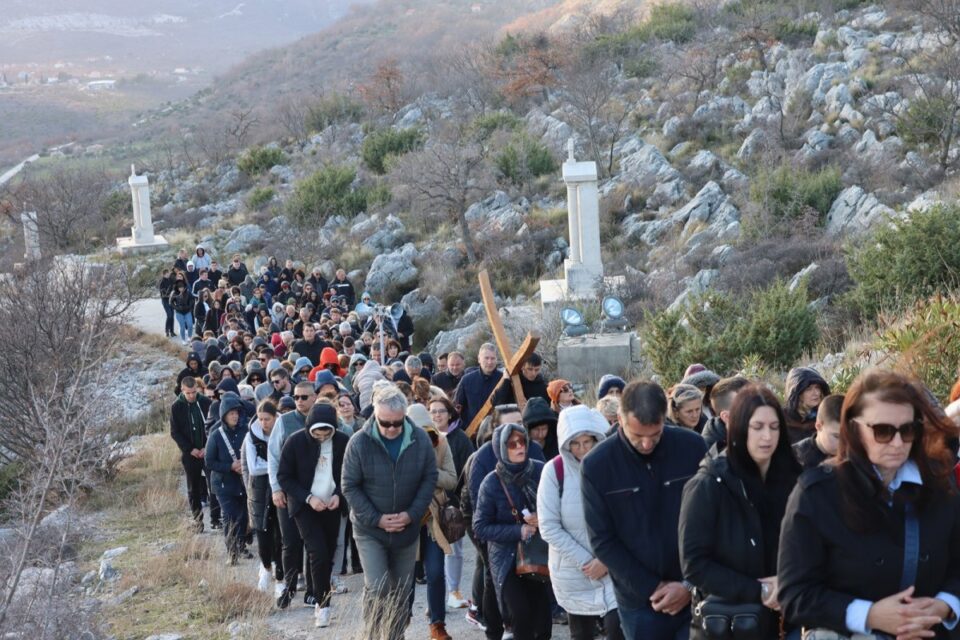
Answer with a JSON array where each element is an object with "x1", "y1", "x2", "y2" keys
[{"x1": 24, "y1": 0, "x2": 960, "y2": 391}]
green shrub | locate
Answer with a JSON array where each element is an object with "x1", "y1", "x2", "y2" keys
[
  {"x1": 641, "y1": 281, "x2": 819, "y2": 382},
  {"x1": 640, "y1": 4, "x2": 698, "y2": 43},
  {"x1": 286, "y1": 165, "x2": 389, "y2": 228},
  {"x1": 495, "y1": 134, "x2": 557, "y2": 186},
  {"x1": 844, "y1": 204, "x2": 960, "y2": 317},
  {"x1": 361, "y1": 127, "x2": 424, "y2": 174},
  {"x1": 237, "y1": 146, "x2": 286, "y2": 176},
  {"x1": 624, "y1": 57, "x2": 659, "y2": 79},
  {"x1": 750, "y1": 164, "x2": 843, "y2": 222},
  {"x1": 472, "y1": 112, "x2": 522, "y2": 140},
  {"x1": 876, "y1": 294, "x2": 960, "y2": 401},
  {"x1": 774, "y1": 20, "x2": 818, "y2": 45},
  {"x1": 899, "y1": 95, "x2": 955, "y2": 148},
  {"x1": 246, "y1": 187, "x2": 275, "y2": 210},
  {"x1": 305, "y1": 93, "x2": 364, "y2": 133}
]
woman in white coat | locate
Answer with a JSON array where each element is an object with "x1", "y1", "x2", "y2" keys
[{"x1": 537, "y1": 405, "x2": 624, "y2": 640}]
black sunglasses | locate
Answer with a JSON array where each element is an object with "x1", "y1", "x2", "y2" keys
[
  {"x1": 853, "y1": 419, "x2": 921, "y2": 444},
  {"x1": 377, "y1": 418, "x2": 404, "y2": 430},
  {"x1": 293, "y1": 394, "x2": 313, "y2": 401}
]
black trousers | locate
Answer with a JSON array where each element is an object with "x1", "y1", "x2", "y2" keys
[
  {"x1": 479, "y1": 543, "x2": 505, "y2": 640},
  {"x1": 162, "y1": 298, "x2": 175, "y2": 335},
  {"x1": 277, "y1": 505, "x2": 313, "y2": 594},
  {"x1": 255, "y1": 506, "x2": 284, "y2": 579},
  {"x1": 205, "y1": 469, "x2": 221, "y2": 525},
  {"x1": 294, "y1": 507, "x2": 341, "y2": 607},
  {"x1": 501, "y1": 572, "x2": 552, "y2": 640},
  {"x1": 569, "y1": 609, "x2": 625, "y2": 640},
  {"x1": 181, "y1": 454, "x2": 204, "y2": 522}
]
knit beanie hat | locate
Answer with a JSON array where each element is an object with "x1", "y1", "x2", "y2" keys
[
  {"x1": 313, "y1": 369, "x2": 338, "y2": 393},
  {"x1": 278, "y1": 395, "x2": 297, "y2": 411},
  {"x1": 684, "y1": 363, "x2": 707, "y2": 378},
  {"x1": 522, "y1": 397, "x2": 557, "y2": 429},
  {"x1": 597, "y1": 375, "x2": 626, "y2": 399},
  {"x1": 306, "y1": 403, "x2": 338, "y2": 431},
  {"x1": 246, "y1": 360, "x2": 264, "y2": 376},
  {"x1": 547, "y1": 379, "x2": 571, "y2": 406}
]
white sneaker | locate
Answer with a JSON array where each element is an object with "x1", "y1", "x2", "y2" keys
[
  {"x1": 274, "y1": 581, "x2": 285, "y2": 599},
  {"x1": 257, "y1": 566, "x2": 272, "y2": 592},
  {"x1": 331, "y1": 575, "x2": 348, "y2": 595},
  {"x1": 446, "y1": 590, "x2": 468, "y2": 609},
  {"x1": 315, "y1": 605, "x2": 331, "y2": 628}
]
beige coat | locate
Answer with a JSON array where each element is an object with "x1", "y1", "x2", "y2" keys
[{"x1": 424, "y1": 428, "x2": 458, "y2": 554}]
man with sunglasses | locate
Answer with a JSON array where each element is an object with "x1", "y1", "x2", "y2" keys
[
  {"x1": 267, "y1": 368, "x2": 293, "y2": 403},
  {"x1": 342, "y1": 385, "x2": 438, "y2": 640},
  {"x1": 268, "y1": 381, "x2": 319, "y2": 609}
]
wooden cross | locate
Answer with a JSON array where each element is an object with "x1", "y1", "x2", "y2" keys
[{"x1": 465, "y1": 270, "x2": 540, "y2": 437}]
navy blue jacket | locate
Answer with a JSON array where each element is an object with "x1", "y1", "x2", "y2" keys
[
  {"x1": 454, "y1": 366, "x2": 504, "y2": 429},
  {"x1": 468, "y1": 437, "x2": 544, "y2": 511},
  {"x1": 473, "y1": 460, "x2": 544, "y2": 609},
  {"x1": 206, "y1": 423, "x2": 248, "y2": 497},
  {"x1": 582, "y1": 425, "x2": 707, "y2": 608}
]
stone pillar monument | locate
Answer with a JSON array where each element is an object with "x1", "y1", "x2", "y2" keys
[
  {"x1": 117, "y1": 165, "x2": 168, "y2": 253},
  {"x1": 540, "y1": 139, "x2": 604, "y2": 304},
  {"x1": 21, "y1": 211, "x2": 40, "y2": 261}
]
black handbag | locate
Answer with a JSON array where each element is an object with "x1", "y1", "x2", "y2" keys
[
  {"x1": 498, "y1": 476, "x2": 551, "y2": 583},
  {"x1": 695, "y1": 596, "x2": 769, "y2": 640},
  {"x1": 436, "y1": 498, "x2": 466, "y2": 543}
]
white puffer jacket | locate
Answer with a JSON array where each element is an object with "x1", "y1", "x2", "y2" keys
[{"x1": 536, "y1": 405, "x2": 618, "y2": 616}]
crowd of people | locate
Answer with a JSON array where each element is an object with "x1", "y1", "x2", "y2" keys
[{"x1": 166, "y1": 248, "x2": 960, "y2": 640}]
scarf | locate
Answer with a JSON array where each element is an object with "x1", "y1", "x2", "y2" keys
[{"x1": 494, "y1": 424, "x2": 539, "y2": 511}]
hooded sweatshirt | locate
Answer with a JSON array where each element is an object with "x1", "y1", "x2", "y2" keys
[{"x1": 354, "y1": 360, "x2": 386, "y2": 410}]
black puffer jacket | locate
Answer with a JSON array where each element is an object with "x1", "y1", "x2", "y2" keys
[
  {"x1": 700, "y1": 416, "x2": 727, "y2": 452},
  {"x1": 778, "y1": 463, "x2": 960, "y2": 637},
  {"x1": 791, "y1": 436, "x2": 828, "y2": 471},
  {"x1": 783, "y1": 368, "x2": 829, "y2": 444}
]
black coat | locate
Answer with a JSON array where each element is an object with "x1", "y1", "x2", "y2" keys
[
  {"x1": 432, "y1": 371, "x2": 463, "y2": 396},
  {"x1": 170, "y1": 395, "x2": 212, "y2": 455},
  {"x1": 277, "y1": 429, "x2": 349, "y2": 518},
  {"x1": 680, "y1": 453, "x2": 797, "y2": 640},
  {"x1": 582, "y1": 425, "x2": 707, "y2": 608},
  {"x1": 792, "y1": 436, "x2": 828, "y2": 471},
  {"x1": 701, "y1": 416, "x2": 727, "y2": 452},
  {"x1": 490, "y1": 373, "x2": 550, "y2": 407},
  {"x1": 778, "y1": 463, "x2": 960, "y2": 637}
]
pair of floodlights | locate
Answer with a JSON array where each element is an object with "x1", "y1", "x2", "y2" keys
[{"x1": 560, "y1": 296, "x2": 629, "y2": 337}]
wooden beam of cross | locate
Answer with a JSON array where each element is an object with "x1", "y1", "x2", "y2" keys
[{"x1": 465, "y1": 270, "x2": 540, "y2": 438}]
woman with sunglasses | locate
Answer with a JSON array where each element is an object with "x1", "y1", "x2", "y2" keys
[
  {"x1": 474, "y1": 423, "x2": 552, "y2": 640},
  {"x1": 778, "y1": 370, "x2": 960, "y2": 639}
]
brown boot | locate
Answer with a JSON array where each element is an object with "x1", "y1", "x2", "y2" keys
[{"x1": 429, "y1": 622, "x2": 452, "y2": 640}]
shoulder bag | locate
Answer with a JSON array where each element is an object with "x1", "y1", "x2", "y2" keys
[
  {"x1": 497, "y1": 475, "x2": 550, "y2": 583},
  {"x1": 694, "y1": 596, "x2": 769, "y2": 640}
]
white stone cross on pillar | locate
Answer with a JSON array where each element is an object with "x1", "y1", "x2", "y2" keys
[
  {"x1": 128, "y1": 164, "x2": 155, "y2": 244},
  {"x1": 561, "y1": 138, "x2": 603, "y2": 296},
  {"x1": 21, "y1": 211, "x2": 40, "y2": 261}
]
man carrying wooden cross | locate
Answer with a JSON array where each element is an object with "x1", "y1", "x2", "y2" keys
[{"x1": 454, "y1": 343, "x2": 503, "y2": 430}]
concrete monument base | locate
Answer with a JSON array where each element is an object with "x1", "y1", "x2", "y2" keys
[
  {"x1": 556, "y1": 331, "x2": 641, "y2": 385},
  {"x1": 116, "y1": 235, "x2": 169, "y2": 255},
  {"x1": 539, "y1": 275, "x2": 627, "y2": 307}
]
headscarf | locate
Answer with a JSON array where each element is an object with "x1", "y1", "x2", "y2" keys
[{"x1": 494, "y1": 423, "x2": 538, "y2": 511}]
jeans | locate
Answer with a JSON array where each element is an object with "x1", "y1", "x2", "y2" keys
[
  {"x1": 277, "y1": 505, "x2": 312, "y2": 595},
  {"x1": 294, "y1": 508, "x2": 341, "y2": 608},
  {"x1": 445, "y1": 538, "x2": 463, "y2": 594},
  {"x1": 217, "y1": 491, "x2": 248, "y2": 559},
  {"x1": 354, "y1": 533, "x2": 418, "y2": 640},
  {"x1": 331, "y1": 514, "x2": 347, "y2": 582},
  {"x1": 618, "y1": 603, "x2": 690, "y2": 640},
  {"x1": 174, "y1": 311, "x2": 193, "y2": 341},
  {"x1": 423, "y1": 534, "x2": 446, "y2": 624},
  {"x1": 501, "y1": 572, "x2": 552, "y2": 640},
  {"x1": 180, "y1": 454, "x2": 204, "y2": 523},
  {"x1": 161, "y1": 298, "x2": 175, "y2": 335},
  {"x1": 569, "y1": 609, "x2": 625, "y2": 640}
]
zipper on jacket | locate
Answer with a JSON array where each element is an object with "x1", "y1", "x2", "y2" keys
[
  {"x1": 606, "y1": 487, "x2": 640, "y2": 496},
  {"x1": 662, "y1": 473, "x2": 694, "y2": 487}
]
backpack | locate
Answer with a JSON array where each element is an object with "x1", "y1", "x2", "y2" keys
[{"x1": 553, "y1": 456, "x2": 564, "y2": 498}]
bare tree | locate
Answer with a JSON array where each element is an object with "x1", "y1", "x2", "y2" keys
[
  {"x1": 0, "y1": 261, "x2": 132, "y2": 638},
  {"x1": 560, "y1": 61, "x2": 637, "y2": 177},
  {"x1": 389, "y1": 124, "x2": 495, "y2": 263},
  {"x1": 437, "y1": 42, "x2": 502, "y2": 117},
  {"x1": 910, "y1": 0, "x2": 960, "y2": 44},
  {"x1": 1, "y1": 167, "x2": 114, "y2": 252},
  {"x1": 276, "y1": 95, "x2": 311, "y2": 143},
  {"x1": 665, "y1": 36, "x2": 726, "y2": 113},
  {"x1": 226, "y1": 108, "x2": 259, "y2": 150}
]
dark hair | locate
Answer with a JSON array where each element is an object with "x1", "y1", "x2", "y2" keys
[
  {"x1": 620, "y1": 380, "x2": 667, "y2": 425},
  {"x1": 438, "y1": 352, "x2": 449, "y2": 361},
  {"x1": 525, "y1": 352, "x2": 543, "y2": 367},
  {"x1": 343, "y1": 336, "x2": 355, "y2": 348},
  {"x1": 493, "y1": 403, "x2": 521, "y2": 425},
  {"x1": 429, "y1": 396, "x2": 457, "y2": 421},
  {"x1": 181, "y1": 376, "x2": 199, "y2": 389},
  {"x1": 710, "y1": 376, "x2": 751, "y2": 413},
  {"x1": 818, "y1": 394, "x2": 844, "y2": 425},
  {"x1": 836, "y1": 371, "x2": 956, "y2": 529},
  {"x1": 726, "y1": 385, "x2": 800, "y2": 480},
  {"x1": 257, "y1": 399, "x2": 278, "y2": 415}
]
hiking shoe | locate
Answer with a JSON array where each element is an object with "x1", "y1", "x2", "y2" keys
[
  {"x1": 429, "y1": 622, "x2": 452, "y2": 640},
  {"x1": 446, "y1": 590, "x2": 469, "y2": 609},
  {"x1": 210, "y1": 521, "x2": 223, "y2": 531},
  {"x1": 331, "y1": 576, "x2": 348, "y2": 595},
  {"x1": 303, "y1": 592, "x2": 317, "y2": 607},
  {"x1": 552, "y1": 609, "x2": 568, "y2": 625},
  {"x1": 257, "y1": 566, "x2": 272, "y2": 592},
  {"x1": 274, "y1": 581, "x2": 285, "y2": 599},
  {"x1": 315, "y1": 605, "x2": 331, "y2": 628},
  {"x1": 276, "y1": 587, "x2": 293, "y2": 609},
  {"x1": 465, "y1": 607, "x2": 486, "y2": 631}
]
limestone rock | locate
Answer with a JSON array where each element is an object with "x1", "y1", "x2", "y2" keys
[
  {"x1": 98, "y1": 559, "x2": 119, "y2": 582},
  {"x1": 223, "y1": 224, "x2": 266, "y2": 254},
  {"x1": 465, "y1": 191, "x2": 527, "y2": 234},
  {"x1": 624, "y1": 181, "x2": 740, "y2": 246},
  {"x1": 738, "y1": 129, "x2": 773, "y2": 161},
  {"x1": 907, "y1": 191, "x2": 941, "y2": 213},
  {"x1": 145, "y1": 635, "x2": 183, "y2": 640},
  {"x1": 101, "y1": 547, "x2": 128, "y2": 561},
  {"x1": 662, "y1": 116, "x2": 683, "y2": 139},
  {"x1": 364, "y1": 243, "x2": 419, "y2": 296},
  {"x1": 526, "y1": 110, "x2": 574, "y2": 153},
  {"x1": 216, "y1": 168, "x2": 243, "y2": 193},
  {"x1": 824, "y1": 186, "x2": 895, "y2": 236},
  {"x1": 400, "y1": 288, "x2": 443, "y2": 323},
  {"x1": 668, "y1": 269, "x2": 719, "y2": 311},
  {"x1": 686, "y1": 150, "x2": 720, "y2": 180},
  {"x1": 789, "y1": 263, "x2": 819, "y2": 292},
  {"x1": 269, "y1": 164, "x2": 295, "y2": 183},
  {"x1": 351, "y1": 214, "x2": 406, "y2": 253}
]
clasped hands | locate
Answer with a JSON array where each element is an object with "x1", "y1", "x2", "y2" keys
[{"x1": 378, "y1": 512, "x2": 412, "y2": 532}]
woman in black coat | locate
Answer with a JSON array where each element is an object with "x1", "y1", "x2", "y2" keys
[
  {"x1": 679, "y1": 385, "x2": 801, "y2": 639},
  {"x1": 277, "y1": 402, "x2": 349, "y2": 629},
  {"x1": 778, "y1": 370, "x2": 960, "y2": 639}
]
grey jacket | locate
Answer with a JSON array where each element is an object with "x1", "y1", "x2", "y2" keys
[{"x1": 341, "y1": 415, "x2": 439, "y2": 547}]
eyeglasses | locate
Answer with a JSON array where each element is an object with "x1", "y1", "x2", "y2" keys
[
  {"x1": 258, "y1": 357, "x2": 269, "y2": 362},
  {"x1": 561, "y1": 386, "x2": 573, "y2": 393},
  {"x1": 429, "y1": 409, "x2": 448, "y2": 415},
  {"x1": 853, "y1": 419, "x2": 921, "y2": 444},
  {"x1": 506, "y1": 439, "x2": 527, "y2": 450},
  {"x1": 293, "y1": 394, "x2": 313, "y2": 401},
  {"x1": 377, "y1": 418, "x2": 405, "y2": 430}
]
